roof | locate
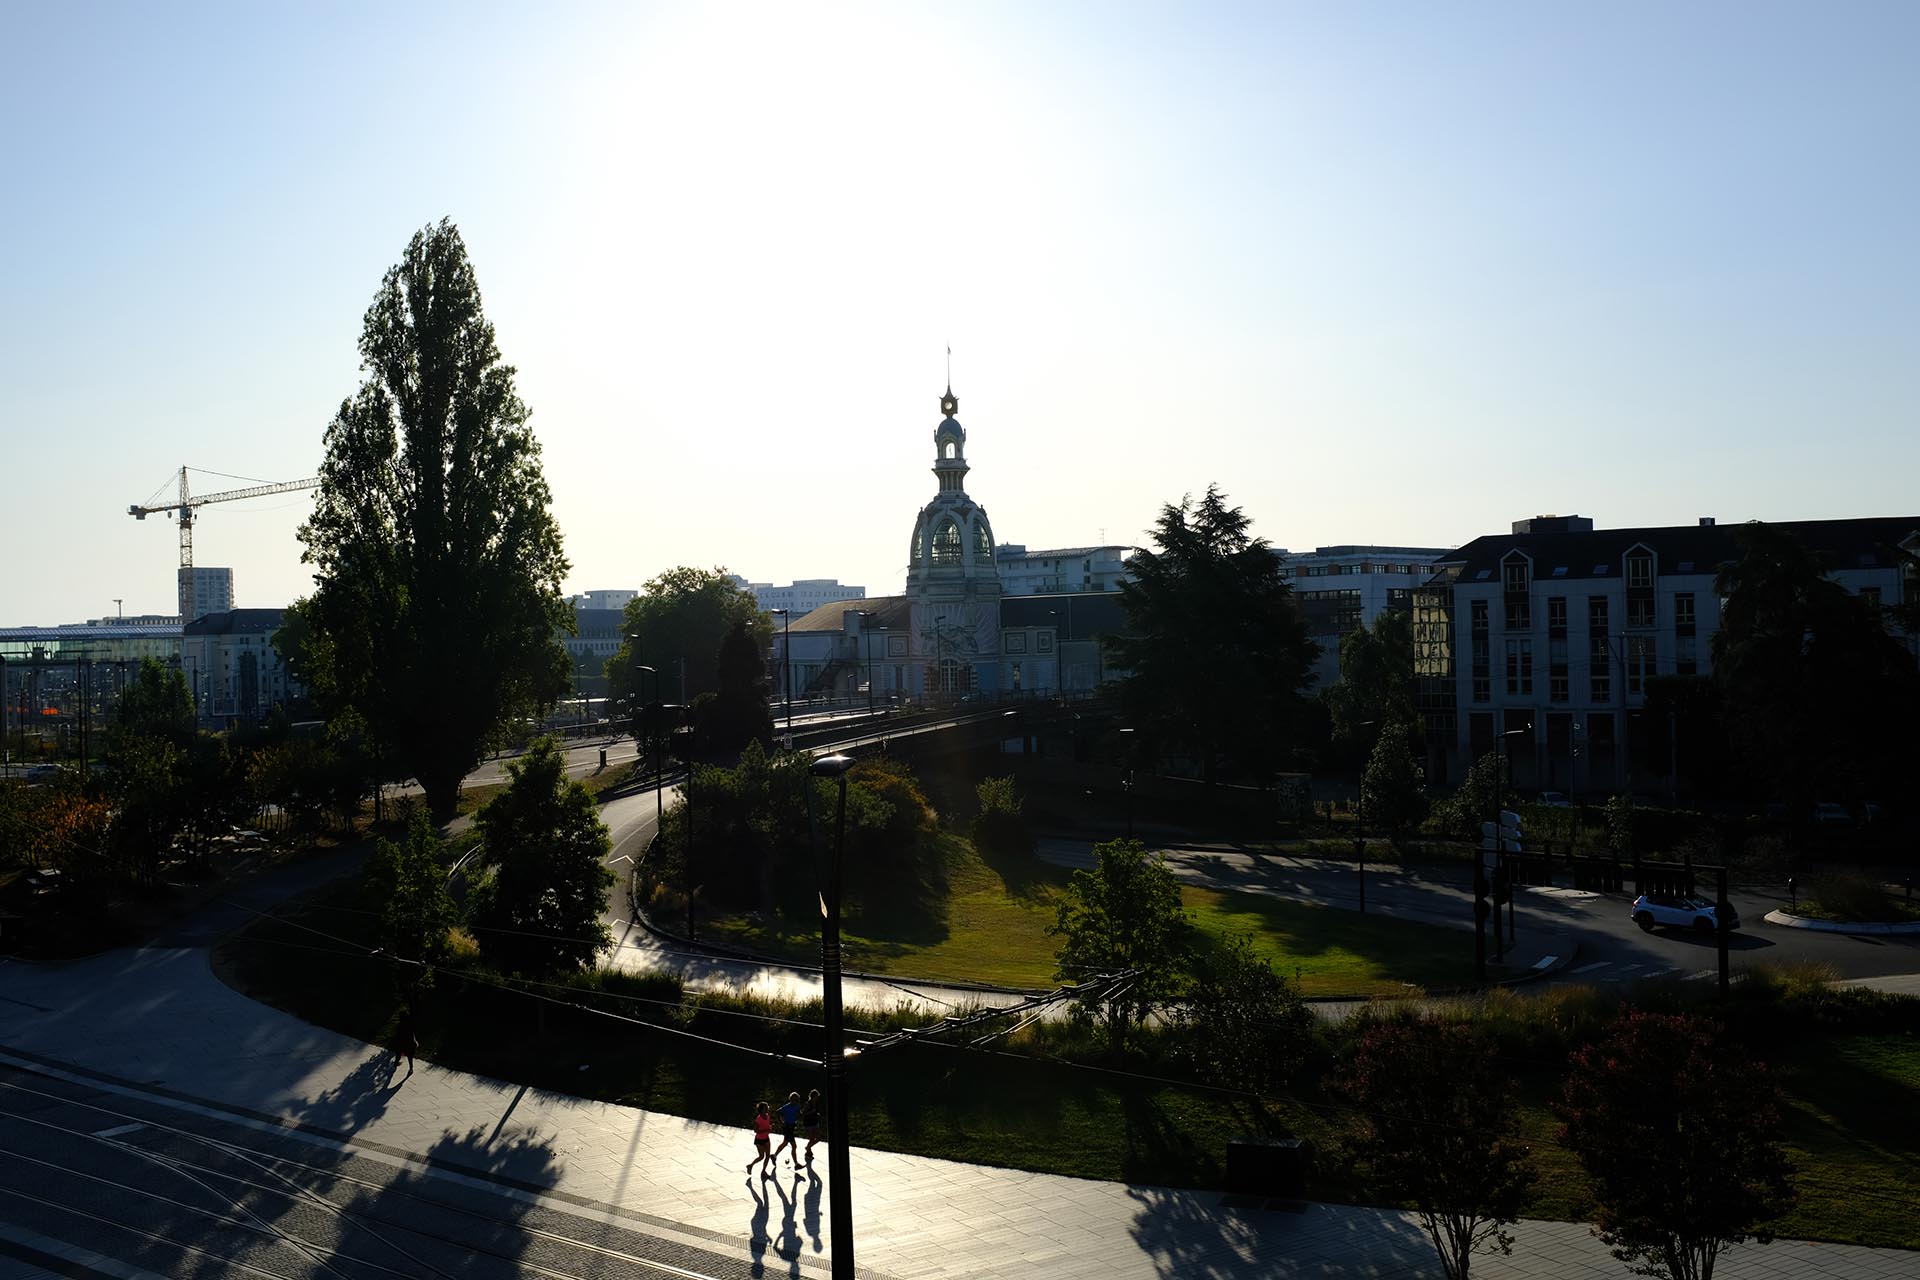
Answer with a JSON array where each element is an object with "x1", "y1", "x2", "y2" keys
[
  {"x1": 1441, "y1": 517, "x2": 1920, "y2": 584},
  {"x1": 183, "y1": 608, "x2": 288, "y2": 636},
  {"x1": 0, "y1": 625, "x2": 182, "y2": 642},
  {"x1": 996, "y1": 545, "x2": 1135, "y2": 562},
  {"x1": 786, "y1": 595, "x2": 912, "y2": 633}
]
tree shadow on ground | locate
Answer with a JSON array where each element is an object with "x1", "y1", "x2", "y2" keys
[{"x1": 1126, "y1": 1186, "x2": 1437, "y2": 1280}]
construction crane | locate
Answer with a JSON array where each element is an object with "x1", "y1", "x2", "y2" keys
[{"x1": 129, "y1": 466, "x2": 320, "y2": 620}]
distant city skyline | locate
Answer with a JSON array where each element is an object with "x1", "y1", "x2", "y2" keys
[{"x1": 4, "y1": 1, "x2": 1916, "y2": 625}]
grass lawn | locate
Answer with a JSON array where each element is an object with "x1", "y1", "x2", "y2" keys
[{"x1": 698, "y1": 834, "x2": 1479, "y2": 997}]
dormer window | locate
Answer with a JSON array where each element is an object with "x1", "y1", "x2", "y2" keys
[
  {"x1": 1627, "y1": 552, "x2": 1654, "y2": 589},
  {"x1": 1503, "y1": 554, "x2": 1530, "y2": 594}
]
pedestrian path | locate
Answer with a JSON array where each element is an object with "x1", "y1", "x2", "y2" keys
[{"x1": 1, "y1": 942, "x2": 1911, "y2": 1279}]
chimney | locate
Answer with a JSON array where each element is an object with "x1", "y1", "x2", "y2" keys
[{"x1": 1699, "y1": 517, "x2": 1716, "y2": 527}]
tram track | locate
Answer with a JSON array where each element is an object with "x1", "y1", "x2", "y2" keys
[{"x1": 0, "y1": 1073, "x2": 738, "y2": 1280}]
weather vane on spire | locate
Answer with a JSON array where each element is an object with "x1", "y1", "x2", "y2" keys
[{"x1": 941, "y1": 345, "x2": 958, "y2": 418}]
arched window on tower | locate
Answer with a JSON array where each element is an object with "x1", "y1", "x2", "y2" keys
[
  {"x1": 973, "y1": 521, "x2": 992, "y2": 559},
  {"x1": 931, "y1": 518, "x2": 962, "y2": 566},
  {"x1": 911, "y1": 523, "x2": 924, "y2": 565},
  {"x1": 941, "y1": 440, "x2": 956, "y2": 460}
]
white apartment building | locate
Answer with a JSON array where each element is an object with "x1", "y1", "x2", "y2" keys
[
  {"x1": 748, "y1": 579, "x2": 866, "y2": 615},
  {"x1": 181, "y1": 607, "x2": 300, "y2": 726},
  {"x1": 994, "y1": 545, "x2": 1133, "y2": 596},
  {"x1": 1278, "y1": 546, "x2": 1452, "y2": 687},
  {"x1": 571, "y1": 589, "x2": 638, "y2": 612},
  {"x1": 1416, "y1": 514, "x2": 1920, "y2": 796}
]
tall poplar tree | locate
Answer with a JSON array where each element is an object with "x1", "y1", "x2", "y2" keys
[{"x1": 299, "y1": 220, "x2": 572, "y2": 818}]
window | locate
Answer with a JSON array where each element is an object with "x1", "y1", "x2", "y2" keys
[
  {"x1": 1471, "y1": 600, "x2": 1489, "y2": 632},
  {"x1": 1473, "y1": 676, "x2": 1491, "y2": 703},
  {"x1": 1505, "y1": 598, "x2": 1532, "y2": 631},
  {"x1": 1550, "y1": 662, "x2": 1569, "y2": 703},
  {"x1": 1505, "y1": 638, "x2": 1533, "y2": 695},
  {"x1": 1627, "y1": 596, "x2": 1655, "y2": 628},
  {"x1": 1591, "y1": 672, "x2": 1611, "y2": 702},
  {"x1": 931, "y1": 519, "x2": 961, "y2": 565},
  {"x1": 1674, "y1": 592, "x2": 1696, "y2": 630},
  {"x1": 1676, "y1": 635, "x2": 1697, "y2": 677},
  {"x1": 1627, "y1": 636, "x2": 1654, "y2": 695},
  {"x1": 1861, "y1": 587, "x2": 1882, "y2": 609},
  {"x1": 1503, "y1": 558, "x2": 1530, "y2": 594},
  {"x1": 1627, "y1": 554, "x2": 1653, "y2": 589},
  {"x1": 1588, "y1": 596, "x2": 1609, "y2": 633},
  {"x1": 1547, "y1": 597, "x2": 1567, "y2": 636}
]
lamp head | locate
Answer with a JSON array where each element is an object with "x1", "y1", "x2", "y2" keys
[{"x1": 811, "y1": 754, "x2": 854, "y2": 778}]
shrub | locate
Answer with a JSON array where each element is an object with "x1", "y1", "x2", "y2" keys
[
  {"x1": 1805, "y1": 869, "x2": 1902, "y2": 922},
  {"x1": 971, "y1": 775, "x2": 1032, "y2": 859}
]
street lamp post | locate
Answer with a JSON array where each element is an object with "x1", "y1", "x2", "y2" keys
[
  {"x1": 1491, "y1": 723, "x2": 1530, "y2": 966},
  {"x1": 856, "y1": 611, "x2": 875, "y2": 716},
  {"x1": 1118, "y1": 727, "x2": 1136, "y2": 839},
  {"x1": 807, "y1": 753, "x2": 857, "y2": 1280},
  {"x1": 770, "y1": 609, "x2": 793, "y2": 747},
  {"x1": 1355, "y1": 721, "x2": 1378, "y2": 914}
]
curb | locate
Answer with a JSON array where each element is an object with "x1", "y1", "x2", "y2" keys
[{"x1": 1764, "y1": 909, "x2": 1920, "y2": 936}]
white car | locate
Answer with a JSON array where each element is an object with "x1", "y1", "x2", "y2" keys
[
  {"x1": 1537, "y1": 791, "x2": 1572, "y2": 808},
  {"x1": 1631, "y1": 892, "x2": 1739, "y2": 934}
]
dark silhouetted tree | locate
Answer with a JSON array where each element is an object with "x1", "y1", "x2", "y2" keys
[
  {"x1": 298, "y1": 220, "x2": 573, "y2": 819},
  {"x1": 467, "y1": 737, "x2": 613, "y2": 978},
  {"x1": 1337, "y1": 1019, "x2": 1535, "y2": 1280},
  {"x1": 1558, "y1": 1009, "x2": 1794, "y2": 1280},
  {"x1": 1106, "y1": 486, "x2": 1318, "y2": 783}
]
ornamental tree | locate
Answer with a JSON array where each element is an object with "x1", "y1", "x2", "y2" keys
[
  {"x1": 1049, "y1": 837, "x2": 1189, "y2": 1053},
  {"x1": 1335, "y1": 1019, "x2": 1534, "y2": 1280},
  {"x1": 1558, "y1": 1009, "x2": 1794, "y2": 1280}
]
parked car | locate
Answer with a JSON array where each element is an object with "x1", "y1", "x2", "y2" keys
[
  {"x1": 1536, "y1": 791, "x2": 1572, "y2": 808},
  {"x1": 1632, "y1": 892, "x2": 1740, "y2": 934},
  {"x1": 1811, "y1": 802, "x2": 1853, "y2": 827}
]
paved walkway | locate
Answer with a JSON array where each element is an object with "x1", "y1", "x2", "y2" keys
[{"x1": 2, "y1": 936, "x2": 1914, "y2": 1278}]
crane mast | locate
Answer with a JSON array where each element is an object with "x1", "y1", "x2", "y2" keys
[{"x1": 128, "y1": 466, "x2": 320, "y2": 621}]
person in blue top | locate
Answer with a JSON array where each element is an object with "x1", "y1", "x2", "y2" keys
[{"x1": 772, "y1": 1090, "x2": 803, "y2": 1170}]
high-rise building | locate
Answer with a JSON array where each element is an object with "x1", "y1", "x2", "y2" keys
[{"x1": 178, "y1": 566, "x2": 234, "y2": 623}]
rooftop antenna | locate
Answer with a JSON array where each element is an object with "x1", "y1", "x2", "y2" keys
[
  {"x1": 946, "y1": 344, "x2": 952, "y2": 389},
  {"x1": 114, "y1": 598, "x2": 123, "y2": 618}
]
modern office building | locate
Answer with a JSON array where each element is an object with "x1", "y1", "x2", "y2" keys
[
  {"x1": 1413, "y1": 514, "x2": 1920, "y2": 795},
  {"x1": 1276, "y1": 545, "x2": 1452, "y2": 687},
  {"x1": 571, "y1": 589, "x2": 638, "y2": 613},
  {"x1": 994, "y1": 545, "x2": 1134, "y2": 596},
  {"x1": 746, "y1": 579, "x2": 867, "y2": 615}
]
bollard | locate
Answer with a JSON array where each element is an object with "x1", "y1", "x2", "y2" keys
[{"x1": 1788, "y1": 876, "x2": 1797, "y2": 909}]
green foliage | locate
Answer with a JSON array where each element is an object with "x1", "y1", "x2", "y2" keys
[
  {"x1": 112, "y1": 658, "x2": 194, "y2": 747},
  {"x1": 655, "y1": 743, "x2": 928, "y2": 917},
  {"x1": 1802, "y1": 871, "x2": 1912, "y2": 923},
  {"x1": 1172, "y1": 933, "x2": 1314, "y2": 1093},
  {"x1": 1324, "y1": 609, "x2": 1416, "y2": 757},
  {"x1": 106, "y1": 733, "x2": 185, "y2": 888},
  {"x1": 363, "y1": 813, "x2": 457, "y2": 978},
  {"x1": 692, "y1": 617, "x2": 774, "y2": 756},
  {"x1": 607, "y1": 567, "x2": 770, "y2": 713},
  {"x1": 1603, "y1": 794, "x2": 1635, "y2": 859},
  {"x1": 1432, "y1": 752, "x2": 1501, "y2": 840},
  {"x1": 1714, "y1": 523, "x2": 1920, "y2": 807},
  {"x1": 1106, "y1": 486, "x2": 1319, "y2": 783},
  {"x1": 1336, "y1": 1020, "x2": 1535, "y2": 1280},
  {"x1": 1049, "y1": 838, "x2": 1190, "y2": 1052},
  {"x1": 467, "y1": 737, "x2": 614, "y2": 978},
  {"x1": 1558, "y1": 1010, "x2": 1795, "y2": 1280},
  {"x1": 1361, "y1": 720, "x2": 1429, "y2": 844},
  {"x1": 970, "y1": 774, "x2": 1031, "y2": 858},
  {"x1": 297, "y1": 219, "x2": 574, "y2": 818}
]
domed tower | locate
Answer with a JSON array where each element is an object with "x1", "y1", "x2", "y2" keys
[{"x1": 905, "y1": 385, "x2": 1002, "y2": 697}]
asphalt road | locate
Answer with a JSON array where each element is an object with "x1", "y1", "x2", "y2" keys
[{"x1": 0, "y1": 1065, "x2": 776, "y2": 1280}]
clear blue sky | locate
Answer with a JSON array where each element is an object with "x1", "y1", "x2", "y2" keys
[{"x1": 3, "y1": 1, "x2": 1915, "y2": 624}]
